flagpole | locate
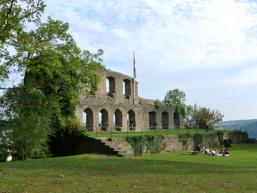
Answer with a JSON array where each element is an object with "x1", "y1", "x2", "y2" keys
[{"x1": 133, "y1": 51, "x2": 136, "y2": 104}]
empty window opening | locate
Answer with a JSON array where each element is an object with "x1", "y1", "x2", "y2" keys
[
  {"x1": 83, "y1": 108, "x2": 94, "y2": 131},
  {"x1": 149, "y1": 111, "x2": 157, "y2": 130},
  {"x1": 99, "y1": 109, "x2": 109, "y2": 131},
  {"x1": 123, "y1": 79, "x2": 131, "y2": 99},
  {"x1": 174, "y1": 111, "x2": 180, "y2": 128},
  {"x1": 162, "y1": 112, "x2": 169, "y2": 129},
  {"x1": 106, "y1": 77, "x2": 115, "y2": 97}
]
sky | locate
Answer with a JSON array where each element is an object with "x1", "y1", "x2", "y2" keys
[{"x1": 28, "y1": 0, "x2": 257, "y2": 120}]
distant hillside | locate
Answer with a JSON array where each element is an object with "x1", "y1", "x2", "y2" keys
[{"x1": 216, "y1": 119, "x2": 257, "y2": 139}]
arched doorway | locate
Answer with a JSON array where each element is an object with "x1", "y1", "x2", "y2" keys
[
  {"x1": 162, "y1": 112, "x2": 169, "y2": 129},
  {"x1": 174, "y1": 111, "x2": 180, "y2": 128},
  {"x1": 127, "y1": 110, "x2": 136, "y2": 131},
  {"x1": 99, "y1": 109, "x2": 108, "y2": 131},
  {"x1": 149, "y1": 111, "x2": 157, "y2": 130},
  {"x1": 83, "y1": 108, "x2": 94, "y2": 131},
  {"x1": 114, "y1": 109, "x2": 122, "y2": 131}
]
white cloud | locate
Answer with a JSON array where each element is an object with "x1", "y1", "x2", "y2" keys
[
  {"x1": 42, "y1": 0, "x2": 257, "y2": 120},
  {"x1": 43, "y1": 0, "x2": 257, "y2": 70}
]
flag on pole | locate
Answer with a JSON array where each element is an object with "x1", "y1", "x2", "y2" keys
[{"x1": 133, "y1": 51, "x2": 136, "y2": 79}]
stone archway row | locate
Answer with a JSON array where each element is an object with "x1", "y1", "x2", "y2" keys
[{"x1": 82, "y1": 107, "x2": 136, "y2": 132}]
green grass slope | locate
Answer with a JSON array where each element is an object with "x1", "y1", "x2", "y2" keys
[{"x1": 1, "y1": 144, "x2": 257, "y2": 193}]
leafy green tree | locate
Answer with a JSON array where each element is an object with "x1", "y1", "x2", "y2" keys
[
  {"x1": 1, "y1": 87, "x2": 52, "y2": 159},
  {"x1": 0, "y1": 0, "x2": 45, "y2": 81},
  {"x1": 0, "y1": 16, "x2": 101, "y2": 159},
  {"x1": 0, "y1": 0, "x2": 45, "y2": 43},
  {"x1": 185, "y1": 104, "x2": 223, "y2": 129},
  {"x1": 163, "y1": 89, "x2": 186, "y2": 116}
]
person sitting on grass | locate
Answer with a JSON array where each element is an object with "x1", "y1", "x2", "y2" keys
[
  {"x1": 203, "y1": 144, "x2": 211, "y2": 155},
  {"x1": 223, "y1": 147, "x2": 230, "y2": 156},
  {"x1": 203, "y1": 145, "x2": 218, "y2": 156},
  {"x1": 210, "y1": 149, "x2": 217, "y2": 156},
  {"x1": 218, "y1": 147, "x2": 230, "y2": 157},
  {"x1": 195, "y1": 144, "x2": 201, "y2": 152}
]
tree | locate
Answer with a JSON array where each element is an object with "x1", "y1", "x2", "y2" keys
[
  {"x1": 0, "y1": 0, "x2": 45, "y2": 43},
  {"x1": 0, "y1": 16, "x2": 101, "y2": 159},
  {"x1": 163, "y1": 89, "x2": 186, "y2": 116},
  {"x1": 1, "y1": 87, "x2": 52, "y2": 159},
  {"x1": 185, "y1": 104, "x2": 223, "y2": 129},
  {"x1": 0, "y1": 0, "x2": 45, "y2": 81}
]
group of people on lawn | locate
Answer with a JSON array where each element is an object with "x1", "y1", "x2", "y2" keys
[
  {"x1": 193, "y1": 120, "x2": 230, "y2": 156},
  {"x1": 194, "y1": 144, "x2": 230, "y2": 157},
  {"x1": 202, "y1": 144, "x2": 230, "y2": 156}
]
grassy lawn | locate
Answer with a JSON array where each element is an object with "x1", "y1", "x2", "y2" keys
[
  {"x1": 86, "y1": 128, "x2": 217, "y2": 138},
  {"x1": 1, "y1": 144, "x2": 257, "y2": 193}
]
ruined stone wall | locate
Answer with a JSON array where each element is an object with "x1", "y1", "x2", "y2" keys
[{"x1": 76, "y1": 68, "x2": 184, "y2": 132}]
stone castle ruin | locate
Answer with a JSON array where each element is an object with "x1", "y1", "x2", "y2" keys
[{"x1": 75, "y1": 67, "x2": 184, "y2": 132}]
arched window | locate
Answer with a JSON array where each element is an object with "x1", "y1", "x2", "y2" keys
[
  {"x1": 149, "y1": 111, "x2": 157, "y2": 130},
  {"x1": 83, "y1": 108, "x2": 94, "y2": 131},
  {"x1": 162, "y1": 112, "x2": 169, "y2": 129},
  {"x1": 123, "y1": 79, "x2": 131, "y2": 99},
  {"x1": 106, "y1": 77, "x2": 115, "y2": 97},
  {"x1": 114, "y1": 109, "x2": 122, "y2": 131},
  {"x1": 99, "y1": 109, "x2": 109, "y2": 131},
  {"x1": 127, "y1": 110, "x2": 136, "y2": 131},
  {"x1": 174, "y1": 111, "x2": 180, "y2": 128}
]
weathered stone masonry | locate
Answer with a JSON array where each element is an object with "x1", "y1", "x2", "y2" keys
[{"x1": 75, "y1": 68, "x2": 184, "y2": 131}]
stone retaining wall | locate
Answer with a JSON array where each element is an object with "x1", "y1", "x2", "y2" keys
[
  {"x1": 92, "y1": 131, "x2": 249, "y2": 157},
  {"x1": 223, "y1": 131, "x2": 248, "y2": 143}
]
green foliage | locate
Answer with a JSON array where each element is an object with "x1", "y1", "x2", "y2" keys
[
  {"x1": 216, "y1": 131, "x2": 224, "y2": 145},
  {"x1": 0, "y1": 0, "x2": 45, "y2": 80},
  {"x1": 30, "y1": 145, "x2": 50, "y2": 159},
  {"x1": 0, "y1": 120, "x2": 12, "y2": 154},
  {"x1": 178, "y1": 133, "x2": 191, "y2": 150},
  {"x1": 0, "y1": 2, "x2": 102, "y2": 159},
  {"x1": 163, "y1": 89, "x2": 186, "y2": 105},
  {"x1": 154, "y1": 99, "x2": 162, "y2": 109},
  {"x1": 0, "y1": 0, "x2": 45, "y2": 43},
  {"x1": 192, "y1": 134, "x2": 203, "y2": 148},
  {"x1": 163, "y1": 89, "x2": 186, "y2": 116},
  {"x1": 185, "y1": 104, "x2": 224, "y2": 129},
  {"x1": 87, "y1": 129, "x2": 216, "y2": 138},
  {"x1": 126, "y1": 136, "x2": 145, "y2": 156},
  {"x1": 127, "y1": 135, "x2": 164, "y2": 155},
  {"x1": 1, "y1": 87, "x2": 52, "y2": 160},
  {"x1": 0, "y1": 151, "x2": 5, "y2": 162},
  {"x1": 145, "y1": 135, "x2": 164, "y2": 154}
]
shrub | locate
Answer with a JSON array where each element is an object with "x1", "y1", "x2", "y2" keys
[
  {"x1": 154, "y1": 100, "x2": 162, "y2": 109},
  {"x1": 193, "y1": 134, "x2": 203, "y2": 148},
  {"x1": 178, "y1": 133, "x2": 191, "y2": 150},
  {"x1": 30, "y1": 145, "x2": 50, "y2": 159},
  {"x1": 0, "y1": 151, "x2": 5, "y2": 162},
  {"x1": 216, "y1": 131, "x2": 224, "y2": 145},
  {"x1": 127, "y1": 135, "x2": 164, "y2": 156},
  {"x1": 145, "y1": 135, "x2": 164, "y2": 154},
  {"x1": 126, "y1": 136, "x2": 146, "y2": 156}
]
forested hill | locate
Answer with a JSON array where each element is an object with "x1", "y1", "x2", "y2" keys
[{"x1": 217, "y1": 119, "x2": 257, "y2": 139}]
